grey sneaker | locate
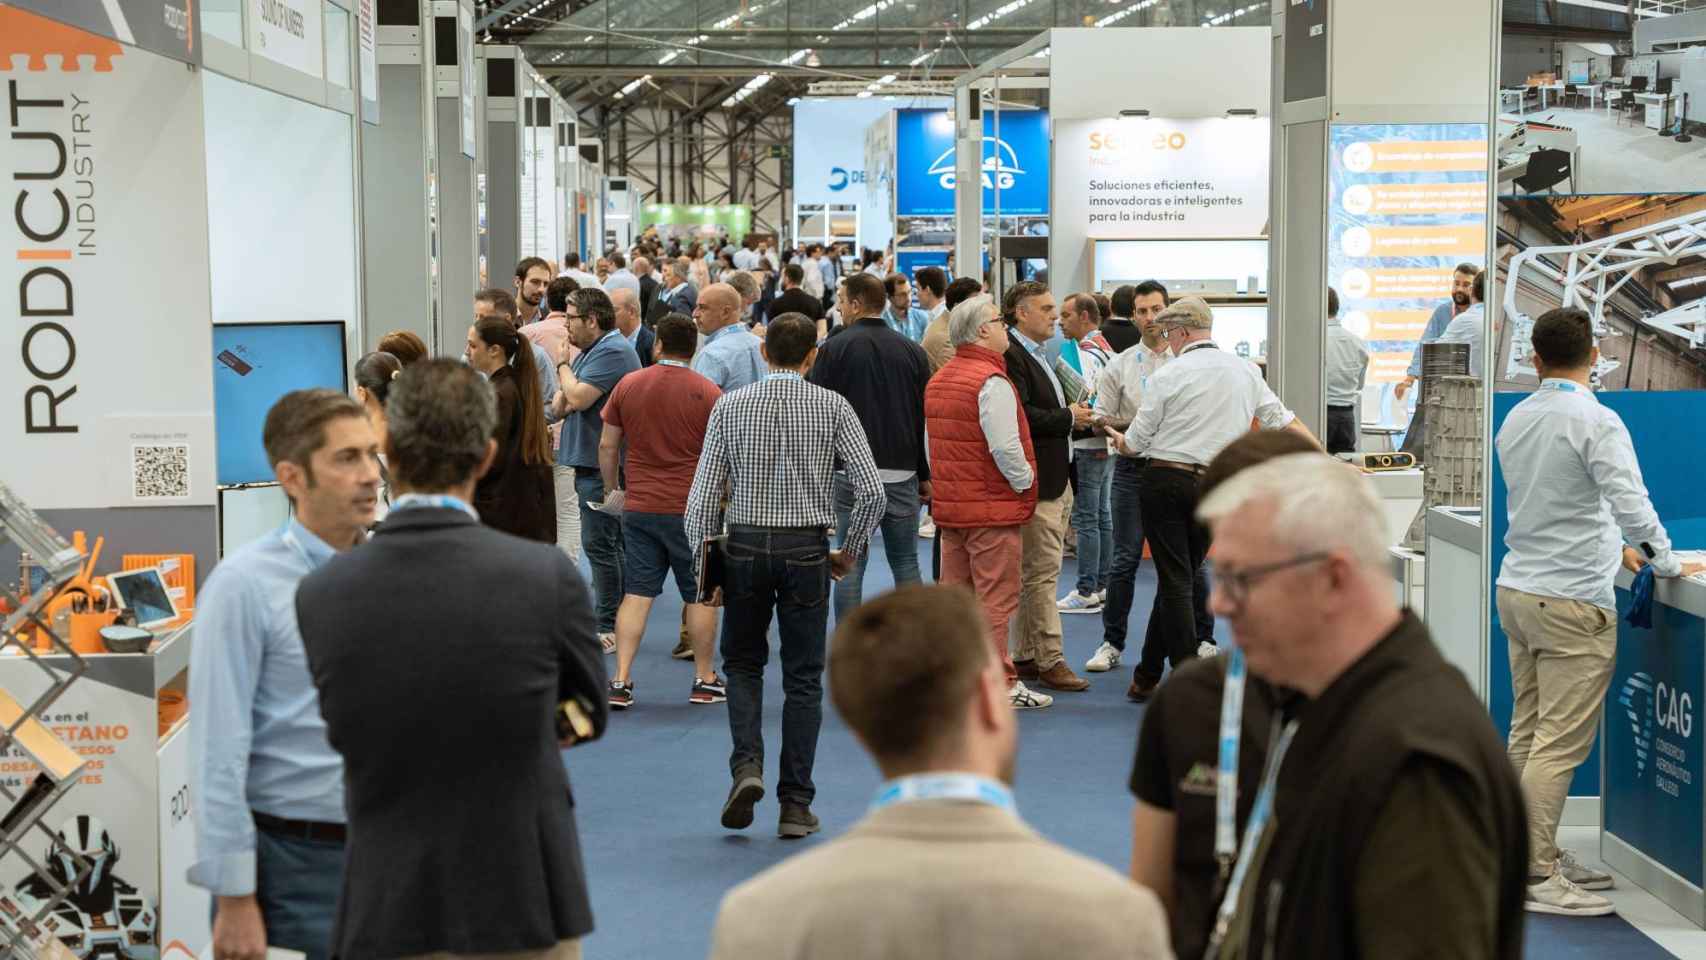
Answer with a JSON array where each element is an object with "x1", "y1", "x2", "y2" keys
[
  {"x1": 1525, "y1": 871, "x2": 1615, "y2": 917},
  {"x1": 1557, "y1": 849, "x2": 1614, "y2": 891},
  {"x1": 778, "y1": 802, "x2": 820, "y2": 839},
  {"x1": 720, "y1": 769, "x2": 764, "y2": 830}
]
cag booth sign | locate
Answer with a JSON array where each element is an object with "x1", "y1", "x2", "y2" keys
[
  {"x1": 1607, "y1": 630, "x2": 1706, "y2": 888},
  {"x1": 894, "y1": 108, "x2": 1050, "y2": 218}
]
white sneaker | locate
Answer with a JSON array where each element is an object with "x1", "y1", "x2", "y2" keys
[
  {"x1": 1086, "y1": 642, "x2": 1122, "y2": 672},
  {"x1": 1094, "y1": 589, "x2": 1107, "y2": 605},
  {"x1": 1056, "y1": 590, "x2": 1104, "y2": 614},
  {"x1": 1009, "y1": 681, "x2": 1054, "y2": 710},
  {"x1": 1557, "y1": 849, "x2": 1614, "y2": 891},
  {"x1": 918, "y1": 517, "x2": 936, "y2": 539},
  {"x1": 1525, "y1": 871, "x2": 1615, "y2": 917},
  {"x1": 1197, "y1": 641, "x2": 1222, "y2": 658}
]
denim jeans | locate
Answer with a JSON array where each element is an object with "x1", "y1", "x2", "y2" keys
[
  {"x1": 1069, "y1": 451, "x2": 1115, "y2": 595},
  {"x1": 832, "y1": 475, "x2": 920, "y2": 620},
  {"x1": 1135, "y1": 465, "x2": 1212, "y2": 684},
  {"x1": 1102, "y1": 457, "x2": 1212, "y2": 652},
  {"x1": 253, "y1": 827, "x2": 345, "y2": 960},
  {"x1": 574, "y1": 471, "x2": 624, "y2": 631},
  {"x1": 721, "y1": 527, "x2": 832, "y2": 806}
]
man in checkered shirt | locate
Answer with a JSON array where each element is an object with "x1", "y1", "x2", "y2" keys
[{"x1": 686, "y1": 313, "x2": 886, "y2": 840}]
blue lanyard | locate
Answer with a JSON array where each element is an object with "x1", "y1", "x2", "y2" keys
[
  {"x1": 871, "y1": 774, "x2": 1015, "y2": 814},
  {"x1": 390, "y1": 493, "x2": 480, "y2": 521},
  {"x1": 658, "y1": 359, "x2": 689, "y2": 369},
  {"x1": 1214, "y1": 648, "x2": 1248, "y2": 876},
  {"x1": 1205, "y1": 715, "x2": 1300, "y2": 959}
]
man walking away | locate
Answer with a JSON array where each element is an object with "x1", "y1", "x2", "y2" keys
[{"x1": 1324, "y1": 286, "x2": 1371, "y2": 455}]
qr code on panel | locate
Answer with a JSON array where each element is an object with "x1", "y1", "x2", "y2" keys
[{"x1": 132, "y1": 444, "x2": 190, "y2": 500}]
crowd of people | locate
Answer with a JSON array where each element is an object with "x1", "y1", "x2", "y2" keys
[{"x1": 184, "y1": 232, "x2": 1706, "y2": 960}]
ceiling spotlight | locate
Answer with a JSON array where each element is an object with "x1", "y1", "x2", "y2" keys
[
  {"x1": 1119, "y1": 108, "x2": 1150, "y2": 117},
  {"x1": 1225, "y1": 108, "x2": 1258, "y2": 118}
]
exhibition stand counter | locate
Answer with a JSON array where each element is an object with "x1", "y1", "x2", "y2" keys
[
  {"x1": 1426, "y1": 506, "x2": 1485, "y2": 699},
  {"x1": 1604, "y1": 565, "x2": 1706, "y2": 926}
]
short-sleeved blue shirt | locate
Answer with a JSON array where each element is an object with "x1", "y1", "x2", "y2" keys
[{"x1": 557, "y1": 329, "x2": 641, "y2": 468}]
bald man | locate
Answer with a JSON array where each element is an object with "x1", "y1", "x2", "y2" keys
[
  {"x1": 692, "y1": 283, "x2": 768, "y2": 391},
  {"x1": 611, "y1": 286, "x2": 657, "y2": 368}
]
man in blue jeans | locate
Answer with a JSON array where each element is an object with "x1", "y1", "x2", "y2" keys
[
  {"x1": 1056, "y1": 293, "x2": 1116, "y2": 615},
  {"x1": 808, "y1": 272, "x2": 932, "y2": 619},
  {"x1": 687, "y1": 315, "x2": 885, "y2": 839},
  {"x1": 553, "y1": 287, "x2": 641, "y2": 650}
]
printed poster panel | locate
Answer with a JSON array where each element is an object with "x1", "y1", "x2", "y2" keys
[
  {"x1": 247, "y1": 0, "x2": 323, "y2": 79},
  {"x1": 1328, "y1": 123, "x2": 1487, "y2": 385},
  {"x1": 1, "y1": 5, "x2": 217, "y2": 510},
  {"x1": 458, "y1": 3, "x2": 475, "y2": 159},
  {"x1": 0, "y1": 0, "x2": 200, "y2": 65},
  {"x1": 357, "y1": 0, "x2": 377, "y2": 124},
  {"x1": 1053, "y1": 117, "x2": 1270, "y2": 240}
]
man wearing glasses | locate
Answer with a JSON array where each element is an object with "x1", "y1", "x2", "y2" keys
[{"x1": 1108, "y1": 298, "x2": 1316, "y2": 703}]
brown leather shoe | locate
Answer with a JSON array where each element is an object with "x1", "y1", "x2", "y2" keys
[
  {"x1": 1037, "y1": 662, "x2": 1090, "y2": 692},
  {"x1": 1014, "y1": 659, "x2": 1040, "y2": 682},
  {"x1": 1127, "y1": 676, "x2": 1160, "y2": 703}
]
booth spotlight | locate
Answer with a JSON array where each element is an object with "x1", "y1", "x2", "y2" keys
[
  {"x1": 1226, "y1": 108, "x2": 1259, "y2": 118},
  {"x1": 1119, "y1": 109, "x2": 1151, "y2": 117}
]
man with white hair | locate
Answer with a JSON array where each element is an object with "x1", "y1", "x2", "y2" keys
[
  {"x1": 1109, "y1": 296, "x2": 1317, "y2": 703},
  {"x1": 1188, "y1": 454, "x2": 1527, "y2": 959},
  {"x1": 609, "y1": 286, "x2": 655, "y2": 368},
  {"x1": 725, "y1": 270, "x2": 762, "y2": 327},
  {"x1": 924, "y1": 295, "x2": 1051, "y2": 711}
]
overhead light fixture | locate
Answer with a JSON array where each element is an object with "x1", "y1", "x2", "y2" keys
[
  {"x1": 1226, "y1": 108, "x2": 1258, "y2": 118},
  {"x1": 879, "y1": 73, "x2": 897, "y2": 84},
  {"x1": 1120, "y1": 108, "x2": 1150, "y2": 117},
  {"x1": 858, "y1": 90, "x2": 873, "y2": 98}
]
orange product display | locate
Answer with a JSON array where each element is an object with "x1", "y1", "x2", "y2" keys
[{"x1": 157, "y1": 691, "x2": 187, "y2": 737}]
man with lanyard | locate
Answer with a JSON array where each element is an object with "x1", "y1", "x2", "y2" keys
[
  {"x1": 190, "y1": 390, "x2": 382, "y2": 960},
  {"x1": 709, "y1": 585, "x2": 1171, "y2": 959},
  {"x1": 1495, "y1": 307, "x2": 1706, "y2": 917},
  {"x1": 693, "y1": 283, "x2": 768, "y2": 392},
  {"x1": 1127, "y1": 430, "x2": 1316, "y2": 960},
  {"x1": 1109, "y1": 298, "x2": 1316, "y2": 703}
]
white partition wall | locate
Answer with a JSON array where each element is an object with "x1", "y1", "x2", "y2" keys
[{"x1": 362, "y1": 0, "x2": 439, "y2": 352}]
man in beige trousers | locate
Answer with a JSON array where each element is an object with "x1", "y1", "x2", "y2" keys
[
  {"x1": 1495, "y1": 306, "x2": 1706, "y2": 918},
  {"x1": 708, "y1": 585, "x2": 1172, "y2": 959}
]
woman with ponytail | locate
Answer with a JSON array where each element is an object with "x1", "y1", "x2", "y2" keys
[
  {"x1": 353, "y1": 350, "x2": 404, "y2": 519},
  {"x1": 464, "y1": 317, "x2": 557, "y2": 543}
]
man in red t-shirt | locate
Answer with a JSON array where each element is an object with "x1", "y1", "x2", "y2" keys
[{"x1": 598, "y1": 313, "x2": 725, "y2": 709}]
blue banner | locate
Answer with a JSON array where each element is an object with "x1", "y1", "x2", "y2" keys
[{"x1": 894, "y1": 108, "x2": 1050, "y2": 217}]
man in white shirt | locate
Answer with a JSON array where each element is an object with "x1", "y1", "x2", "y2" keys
[
  {"x1": 602, "y1": 251, "x2": 642, "y2": 300},
  {"x1": 801, "y1": 244, "x2": 827, "y2": 302},
  {"x1": 560, "y1": 252, "x2": 601, "y2": 290},
  {"x1": 1495, "y1": 307, "x2": 1705, "y2": 918},
  {"x1": 1440, "y1": 269, "x2": 1489, "y2": 378},
  {"x1": 1324, "y1": 286, "x2": 1371, "y2": 455},
  {"x1": 1109, "y1": 297, "x2": 1317, "y2": 702}
]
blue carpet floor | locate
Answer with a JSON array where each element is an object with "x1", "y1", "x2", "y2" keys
[{"x1": 566, "y1": 532, "x2": 1673, "y2": 959}]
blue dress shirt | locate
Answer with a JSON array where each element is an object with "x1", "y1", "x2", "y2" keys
[
  {"x1": 1406, "y1": 301, "x2": 1457, "y2": 378},
  {"x1": 692, "y1": 323, "x2": 769, "y2": 392},
  {"x1": 188, "y1": 519, "x2": 347, "y2": 896},
  {"x1": 881, "y1": 305, "x2": 932, "y2": 341}
]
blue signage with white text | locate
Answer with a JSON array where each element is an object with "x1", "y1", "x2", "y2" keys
[{"x1": 894, "y1": 108, "x2": 1050, "y2": 217}]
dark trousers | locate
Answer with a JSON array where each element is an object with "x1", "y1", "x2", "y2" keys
[
  {"x1": 575, "y1": 471, "x2": 624, "y2": 631},
  {"x1": 1103, "y1": 458, "x2": 1211, "y2": 652},
  {"x1": 721, "y1": 527, "x2": 832, "y2": 806},
  {"x1": 1135, "y1": 465, "x2": 1212, "y2": 684},
  {"x1": 254, "y1": 826, "x2": 345, "y2": 960},
  {"x1": 1327, "y1": 405, "x2": 1359, "y2": 455}
]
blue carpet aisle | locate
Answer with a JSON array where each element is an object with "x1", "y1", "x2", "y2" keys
[{"x1": 566, "y1": 531, "x2": 1672, "y2": 958}]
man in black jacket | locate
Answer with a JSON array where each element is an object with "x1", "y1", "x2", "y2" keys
[
  {"x1": 809, "y1": 272, "x2": 928, "y2": 619},
  {"x1": 634, "y1": 255, "x2": 660, "y2": 320},
  {"x1": 1186, "y1": 453, "x2": 1526, "y2": 959},
  {"x1": 1002, "y1": 281, "x2": 1095, "y2": 693},
  {"x1": 1102, "y1": 281, "x2": 1168, "y2": 355},
  {"x1": 296, "y1": 360, "x2": 608, "y2": 960},
  {"x1": 768, "y1": 263, "x2": 826, "y2": 328}
]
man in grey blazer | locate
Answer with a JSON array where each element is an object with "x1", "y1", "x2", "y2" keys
[
  {"x1": 297, "y1": 360, "x2": 608, "y2": 960},
  {"x1": 708, "y1": 584, "x2": 1173, "y2": 960}
]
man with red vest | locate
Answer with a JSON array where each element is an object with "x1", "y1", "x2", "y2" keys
[{"x1": 925, "y1": 295, "x2": 1054, "y2": 710}]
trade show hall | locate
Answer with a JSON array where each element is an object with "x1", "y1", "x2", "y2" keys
[{"x1": 8, "y1": 1, "x2": 1706, "y2": 960}]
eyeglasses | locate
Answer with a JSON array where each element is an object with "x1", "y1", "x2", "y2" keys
[
  {"x1": 563, "y1": 312, "x2": 583, "y2": 322},
  {"x1": 1208, "y1": 553, "x2": 1330, "y2": 608}
]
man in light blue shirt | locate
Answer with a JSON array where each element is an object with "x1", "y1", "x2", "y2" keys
[
  {"x1": 881, "y1": 272, "x2": 931, "y2": 341},
  {"x1": 189, "y1": 389, "x2": 382, "y2": 960},
  {"x1": 1396, "y1": 262, "x2": 1478, "y2": 402},
  {"x1": 693, "y1": 283, "x2": 768, "y2": 391}
]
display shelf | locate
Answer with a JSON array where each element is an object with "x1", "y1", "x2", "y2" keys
[{"x1": 150, "y1": 623, "x2": 193, "y2": 692}]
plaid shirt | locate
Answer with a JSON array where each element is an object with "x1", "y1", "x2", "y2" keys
[{"x1": 685, "y1": 373, "x2": 886, "y2": 564}]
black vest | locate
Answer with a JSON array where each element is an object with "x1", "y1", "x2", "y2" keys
[{"x1": 1247, "y1": 612, "x2": 1528, "y2": 959}]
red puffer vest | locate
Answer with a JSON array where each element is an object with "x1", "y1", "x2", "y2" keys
[{"x1": 925, "y1": 344, "x2": 1038, "y2": 528}]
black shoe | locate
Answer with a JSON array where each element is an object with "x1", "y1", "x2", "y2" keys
[
  {"x1": 608, "y1": 680, "x2": 635, "y2": 710},
  {"x1": 778, "y1": 802, "x2": 820, "y2": 839},
  {"x1": 670, "y1": 636, "x2": 693, "y2": 660},
  {"x1": 1126, "y1": 675, "x2": 1160, "y2": 703},
  {"x1": 721, "y1": 769, "x2": 765, "y2": 830}
]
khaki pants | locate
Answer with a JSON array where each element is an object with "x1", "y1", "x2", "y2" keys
[
  {"x1": 1016, "y1": 489, "x2": 1073, "y2": 670},
  {"x1": 1499, "y1": 586, "x2": 1616, "y2": 876},
  {"x1": 399, "y1": 940, "x2": 580, "y2": 960}
]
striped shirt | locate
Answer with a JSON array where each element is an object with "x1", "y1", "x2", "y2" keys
[{"x1": 685, "y1": 373, "x2": 886, "y2": 564}]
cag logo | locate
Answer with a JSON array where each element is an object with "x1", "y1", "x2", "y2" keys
[
  {"x1": 1658, "y1": 680, "x2": 1694, "y2": 738},
  {"x1": 927, "y1": 138, "x2": 1025, "y2": 191},
  {"x1": 1621, "y1": 672, "x2": 1657, "y2": 778}
]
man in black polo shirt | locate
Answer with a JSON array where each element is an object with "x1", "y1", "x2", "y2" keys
[
  {"x1": 808, "y1": 272, "x2": 929, "y2": 619},
  {"x1": 1101, "y1": 281, "x2": 1168, "y2": 355}
]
